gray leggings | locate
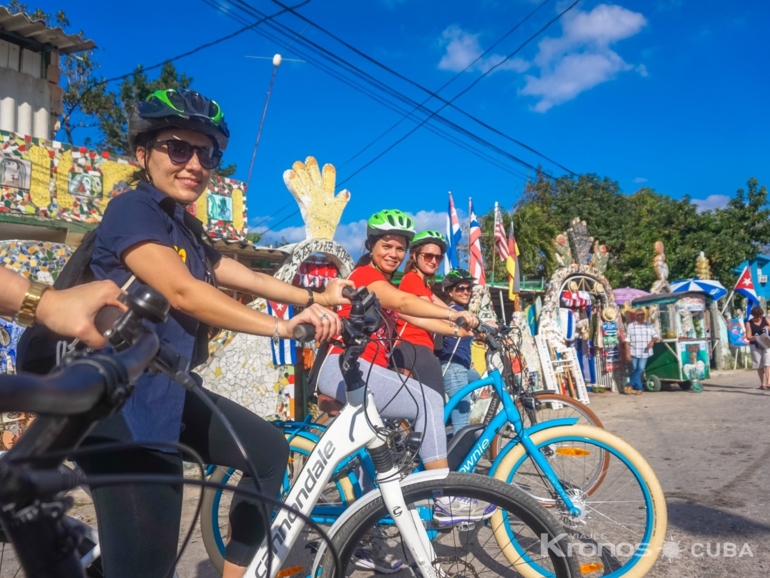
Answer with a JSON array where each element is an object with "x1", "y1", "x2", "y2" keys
[{"x1": 318, "y1": 354, "x2": 447, "y2": 463}]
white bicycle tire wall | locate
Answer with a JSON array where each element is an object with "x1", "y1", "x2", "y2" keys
[{"x1": 196, "y1": 238, "x2": 354, "y2": 419}]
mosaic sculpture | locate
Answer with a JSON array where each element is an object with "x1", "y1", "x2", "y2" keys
[
  {"x1": 196, "y1": 157, "x2": 355, "y2": 420},
  {"x1": 651, "y1": 241, "x2": 671, "y2": 294},
  {"x1": 695, "y1": 251, "x2": 711, "y2": 280},
  {"x1": 284, "y1": 156, "x2": 350, "y2": 240},
  {"x1": 567, "y1": 218, "x2": 593, "y2": 267},
  {"x1": 591, "y1": 240, "x2": 609, "y2": 274},
  {"x1": 552, "y1": 233, "x2": 572, "y2": 267}
]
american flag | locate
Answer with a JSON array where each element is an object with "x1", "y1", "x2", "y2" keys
[
  {"x1": 493, "y1": 202, "x2": 509, "y2": 261},
  {"x1": 468, "y1": 198, "x2": 486, "y2": 285}
]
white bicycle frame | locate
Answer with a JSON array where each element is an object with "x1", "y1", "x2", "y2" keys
[{"x1": 245, "y1": 385, "x2": 449, "y2": 578}]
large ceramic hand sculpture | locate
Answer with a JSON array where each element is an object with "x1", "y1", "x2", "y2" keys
[{"x1": 283, "y1": 156, "x2": 351, "y2": 240}]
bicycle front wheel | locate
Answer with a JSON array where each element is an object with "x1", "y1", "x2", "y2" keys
[
  {"x1": 493, "y1": 425, "x2": 667, "y2": 578},
  {"x1": 490, "y1": 392, "x2": 605, "y2": 460},
  {"x1": 318, "y1": 472, "x2": 581, "y2": 577},
  {"x1": 201, "y1": 435, "x2": 357, "y2": 574}
]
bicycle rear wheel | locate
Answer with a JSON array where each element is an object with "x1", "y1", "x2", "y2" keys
[
  {"x1": 318, "y1": 472, "x2": 581, "y2": 577},
  {"x1": 490, "y1": 392, "x2": 604, "y2": 460},
  {"x1": 493, "y1": 425, "x2": 666, "y2": 578}
]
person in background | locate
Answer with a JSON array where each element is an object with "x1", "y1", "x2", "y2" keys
[
  {"x1": 0, "y1": 267, "x2": 122, "y2": 349},
  {"x1": 439, "y1": 269, "x2": 478, "y2": 429},
  {"x1": 624, "y1": 309, "x2": 659, "y2": 395},
  {"x1": 392, "y1": 230, "x2": 449, "y2": 397},
  {"x1": 745, "y1": 305, "x2": 770, "y2": 389}
]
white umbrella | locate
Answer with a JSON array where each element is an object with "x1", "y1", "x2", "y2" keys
[{"x1": 670, "y1": 278, "x2": 727, "y2": 300}]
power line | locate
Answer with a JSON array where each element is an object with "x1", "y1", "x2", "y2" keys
[
  {"x1": 263, "y1": 0, "x2": 577, "y2": 175},
  {"x1": 60, "y1": 0, "x2": 311, "y2": 129},
  {"x1": 338, "y1": 0, "x2": 554, "y2": 170},
  {"x1": 338, "y1": 0, "x2": 580, "y2": 186},
  {"x1": 226, "y1": 0, "x2": 554, "y2": 179},
  {"x1": 203, "y1": 0, "x2": 534, "y2": 182}
]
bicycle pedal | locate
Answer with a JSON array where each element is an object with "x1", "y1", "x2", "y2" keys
[{"x1": 455, "y1": 521, "x2": 476, "y2": 532}]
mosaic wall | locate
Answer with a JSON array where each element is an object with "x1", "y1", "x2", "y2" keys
[{"x1": 0, "y1": 130, "x2": 247, "y2": 241}]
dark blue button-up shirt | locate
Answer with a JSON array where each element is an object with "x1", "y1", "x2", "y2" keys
[
  {"x1": 90, "y1": 182, "x2": 221, "y2": 444},
  {"x1": 439, "y1": 304, "x2": 473, "y2": 369}
]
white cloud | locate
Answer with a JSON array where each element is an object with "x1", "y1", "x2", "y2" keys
[
  {"x1": 438, "y1": 26, "x2": 529, "y2": 75},
  {"x1": 521, "y1": 4, "x2": 648, "y2": 112},
  {"x1": 633, "y1": 177, "x2": 647, "y2": 183},
  {"x1": 636, "y1": 63, "x2": 649, "y2": 77},
  {"x1": 692, "y1": 194, "x2": 730, "y2": 212}
]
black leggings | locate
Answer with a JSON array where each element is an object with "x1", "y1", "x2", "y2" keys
[
  {"x1": 391, "y1": 342, "x2": 445, "y2": 398},
  {"x1": 78, "y1": 387, "x2": 289, "y2": 576}
]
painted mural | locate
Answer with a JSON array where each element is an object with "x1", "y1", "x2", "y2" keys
[{"x1": 0, "y1": 130, "x2": 247, "y2": 241}]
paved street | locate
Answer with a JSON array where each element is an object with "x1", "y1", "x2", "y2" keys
[{"x1": 3, "y1": 369, "x2": 769, "y2": 577}]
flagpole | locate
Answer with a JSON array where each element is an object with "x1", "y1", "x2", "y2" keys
[
  {"x1": 491, "y1": 202, "x2": 497, "y2": 285},
  {"x1": 468, "y1": 197, "x2": 473, "y2": 271},
  {"x1": 721, "y1": 290, "x2": 734, "y2": 316}
]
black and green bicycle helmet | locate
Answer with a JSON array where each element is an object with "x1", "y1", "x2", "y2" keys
[
  {"x1": 442, "y1": 268, "x2": 475, "y2": 291},
  {"x1": 128, "y1": 88, "x2": 230, "y2": 152},
  {"x1": 367, "y1": 210, "x2": 416, "y2": 242},
  {"x1": 411, "y1": 230, "x2": 447, "y2": 253}
]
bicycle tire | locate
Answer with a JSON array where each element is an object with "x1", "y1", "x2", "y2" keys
[
  {"x1": 201, "y1": 435, "x2": 357, "y2": 575},
  {"x1": 493, "y1": 425, "x2": 667, "y2": 578},
  {"x1": 489, "y1": 392, "x2": 604, "y2": 460},
  {"x1": 318, "y1": 472, "x2": 581, "y2": 578}
]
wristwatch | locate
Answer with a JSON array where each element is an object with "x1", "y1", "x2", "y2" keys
[
  {"x1": 305, "y1": 287, "x2": 315, "y2": 308},
  {"x1": 15, "y1": 281, "x2": 51, "y2": 327}
]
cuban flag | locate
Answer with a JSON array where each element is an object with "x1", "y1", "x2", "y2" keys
[
  {"x1": 266, "y1": 301, "x2": 296, "y2": 366},
  {"x1": 444, "y1": 191, "x2": 462, "y2": 274},
  {"x1": 468, "y1": 198, "x2": 486, "y2": 285},
  {"x1": 734, "y1": 265, "x2": 760, "y2": 318}
]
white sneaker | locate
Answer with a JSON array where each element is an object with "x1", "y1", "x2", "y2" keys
[
  {"x1": 433, "y1": 496, "x2": 497, "y2": 525},
  {"x1": 352, "y1": 536, "x2": 404, "y2": 574}
]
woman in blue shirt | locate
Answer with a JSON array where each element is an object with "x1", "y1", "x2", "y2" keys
[
  {"x1": 79, "y1": 89, "x2": 350, "y2": 578},
  {"x1": 439, "y1": 269, "x2": 477, "y2": 430}
]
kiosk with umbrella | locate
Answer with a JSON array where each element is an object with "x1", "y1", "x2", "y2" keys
[{"x1": 629, "y1": 281, "x2": 725, "y2": 393}]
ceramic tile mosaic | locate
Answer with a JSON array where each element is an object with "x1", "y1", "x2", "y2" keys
[{"x1": 0, "y1": 130, "x2": 247, "y2": 241}]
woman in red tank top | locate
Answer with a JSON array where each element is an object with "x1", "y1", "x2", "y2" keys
[{"x1": 392, "y1": 230, "x2": 450, "y2": 397}]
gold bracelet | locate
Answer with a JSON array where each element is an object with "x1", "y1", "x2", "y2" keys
[{"x1": 15, "y1": 281, "x2": 51, "y2": 328}]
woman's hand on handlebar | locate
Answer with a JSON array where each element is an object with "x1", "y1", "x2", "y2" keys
[
  {"x1": 35, "y1": 280, "x2": 126, "y2": 349},
  {"x1": 450, "y1": 310, "x2": 479, "y2": 329},
  {"x1": 284, "y1": 304, "x2": 342, "y2": 343},
  {"x1": 317, "y1": 278, "x2": 355, "y2": 307}
]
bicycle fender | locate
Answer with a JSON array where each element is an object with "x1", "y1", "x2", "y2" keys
[
  {"x1": 488, "y1": 417, "x2": 579, "y2": 476},
  {"x1": 310, "y1": 468, "x2": 451, "y2": 576}
]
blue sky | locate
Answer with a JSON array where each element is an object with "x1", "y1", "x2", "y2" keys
[{"x1": 36, "y1": 0, "x2": 770, "y2": 254}]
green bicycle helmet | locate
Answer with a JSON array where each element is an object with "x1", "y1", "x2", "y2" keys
[
  {"x1": 442, "y1": 268, "x2": 475, "y2": 292},
  {"x1": 367, "y1": 209, "x2": 416, "y2": 242},
  {"x1": 411, "y1": 230, "x2": 447, "y2": 253},
  {"x1": 128, "y1": 88, "x2": 230, "y2": 152}
]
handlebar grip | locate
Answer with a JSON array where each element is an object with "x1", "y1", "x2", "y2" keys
[
  {"x1": 455, "y1": 317, "x2": 467, "y2": 329},
  {"x1": 342, "y1": 286, "x2": 356, "y2": 299},
  {"x1": 293, "y1": 324, "x2": 316, "y2": 342},
  {"x1": 95, "y1": 306, "x2": 124, "y2": 336}
]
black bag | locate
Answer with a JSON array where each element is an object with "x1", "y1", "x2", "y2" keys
[
  {"x1": 17, "y1": 210, "x2": 217, "y2": 375},
  {"x1": 17, "y1": 230, "x2": 98, "y2": 375}
]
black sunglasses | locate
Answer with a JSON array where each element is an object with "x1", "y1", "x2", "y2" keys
[{"x1": 151, "y1": 139, "x2": 222, "y2": 170}]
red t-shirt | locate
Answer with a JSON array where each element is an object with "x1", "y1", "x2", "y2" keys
[
  {"x1": 331, "y1": 265, "x2": 399, "y2": 367},
  {"x1": 396, "y1": 271, "x2": 436, "y2": 350}
]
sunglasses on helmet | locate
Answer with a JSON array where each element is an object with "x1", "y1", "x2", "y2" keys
[{"x1": 151, "y1": 139, "x2": 222, "y2": 170}]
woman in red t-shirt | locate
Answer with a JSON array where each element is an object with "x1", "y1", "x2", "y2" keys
[
  {"x1": 392, "y1": 230, "x2": 450, "y2": 397},
  {"x1": 318, "y1": 210, "x2": 476, "y2": 473}
]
